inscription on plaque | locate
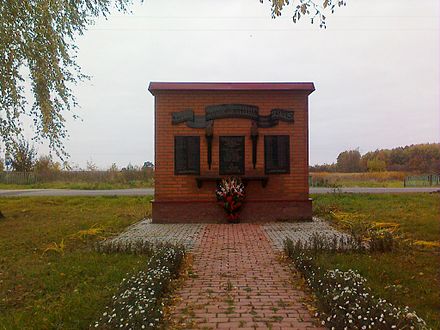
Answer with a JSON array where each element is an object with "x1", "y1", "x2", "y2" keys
[
  {"x1": 171, "y1": 105, "x2": 294, "y2": 128},
  {"x1": 219, "y1": 136, "x2": 245, "y2": 175},
  {"x1": 174, "y1": 136, "x2": 200, "y2": 175},
  {"x1": 264, "y1": 135, "x2": 290, "y2": 174}
]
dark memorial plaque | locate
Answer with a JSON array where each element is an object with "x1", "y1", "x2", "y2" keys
[
  {"x1": 264, "y1": 135, "x2": 290, "y2": 174},
  {"x1": 219, "y1": 136, "x2": 245, "y2": 175},
  {"x1": 171, "y1": 105, "x2": 294, "y2": 128},
  {"x1": 174, "y1": 136, "x2": 200, "y2": 175}
]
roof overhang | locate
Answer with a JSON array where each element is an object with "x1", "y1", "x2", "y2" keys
[{"x1": 148, "y1": 82, "x2": 315, "y2": 95}]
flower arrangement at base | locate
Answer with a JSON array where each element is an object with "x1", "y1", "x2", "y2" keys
[{"x1": 216, "y1": 177, "x2": 245, "y2": 223}]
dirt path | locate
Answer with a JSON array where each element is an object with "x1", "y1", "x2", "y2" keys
[{"x1": 169, "y1": 224, "x2": 324, "y2": 330}]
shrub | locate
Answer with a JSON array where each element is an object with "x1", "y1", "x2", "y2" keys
[
  {"x1": 93, "y1": 245, "x2": 185, "y2": 329},
  {"x1": 34, "y1": 155, "x2": 61, "y2": 175},
  {"x1": 367, "y1": 157, "x2": 387, "y2": 172},
  {"x1": 284, "y1": 238, "x2": 428, "y2": 329},
  {"x1": 9, "y1": 139, "x2": 37, "y2": 172}
]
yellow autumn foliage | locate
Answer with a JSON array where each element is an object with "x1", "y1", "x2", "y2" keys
[
  {"x1": 42, "y1": 239, "x2": 65, "y2": 256},
  {"x1": 413, "y1": 240, "x2": 440, "y2": 248},
  {"x1": 372, "y1": 222, "x2": 400, "y2": 232},
  {"x1": 73, "y1": 225, "x2": 105, "y2": 240}
]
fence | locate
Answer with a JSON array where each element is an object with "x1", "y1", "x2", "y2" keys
[
  {"x1": 404, "y1": 174, "x2": 440, "y2": 187},
  {"x1": 0, "y1": 170, "x2": 154, "y2": 185},
  {"x1": 0, "y1": 172, "x2": 38, "y2": 184}
]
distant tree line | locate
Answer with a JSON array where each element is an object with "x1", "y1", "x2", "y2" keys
[
  {"x1": 310, "y1": 143, "x2": 440, "y2": 173},
  {"x1": 0, "y1": 139, "x2": 154, "y2": 173}
]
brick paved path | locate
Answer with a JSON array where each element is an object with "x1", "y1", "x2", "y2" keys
[{"x1": 170, "y1": 224, "x2": 324, "y2": 330}]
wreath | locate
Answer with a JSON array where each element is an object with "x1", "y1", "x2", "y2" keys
[{"x1": 215, "y1": 177, "x2": 245, "y2": 223}]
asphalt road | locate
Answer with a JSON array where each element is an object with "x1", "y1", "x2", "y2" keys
[{"x1": 0, "y1": 187, "x2": 438, "y2": 197}]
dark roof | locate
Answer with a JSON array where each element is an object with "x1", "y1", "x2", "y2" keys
[{"x1": 148, "y1": 82, "x2": 315, "y2": 95}]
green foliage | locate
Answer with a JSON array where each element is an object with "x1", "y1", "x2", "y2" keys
[
  {"x1": 9, "y1": 139, "x2": 37, "y2": 171},
  {"x1": 336, "y1": 149, "x2": 361, "y2": 172},
  {"x1": 361, "y1": 143, "x2": 440, "y2": 173},
  {"x1": 367, "y1": 157, "x2": 387, "y2": 172},
  {"x1": 0, "y1": 158, "x2": 4, "y2": 172},
  {"x1": 0, "y1": 0, "x2": 136, "y2": 156}
]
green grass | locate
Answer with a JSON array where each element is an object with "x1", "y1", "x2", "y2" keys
[
  {"x1": 334, "y1": 179, "x2": 403, "y2": 188},
  {"x1": 311, "y1": 193, "x2": 440, "y2": 328},
  {"x1": 312, "y1": 193, "x2": 439, "y2": 241},
  {"x1": 0, "y1": 196, "x2": 152, "y2": 329},
  {"x1": 309, "y1": 171, "x2": 407, "y2": 188},
  {"x1": 0, "y1": 180, "x2": 152, "y2": 190}
]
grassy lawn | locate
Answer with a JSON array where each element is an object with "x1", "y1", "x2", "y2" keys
[
  {"x1": 332, "y1": 179, "x2": 403, "y2": 188},
  {"x1": 2, "y1": 193, "x2": 438, "y2": 328},
  {"x1": 311, "y1": 193, "x2": 440, "y2": 328},
  {"x1": 310, "y1": 171, "x2": 407, "y2": 188},
  {"x1": 0, "y1": 196, "x2": 152, "y2": 329},
  {"x1": 0, "y1": 180, "x2": 152, "y2": 190}
]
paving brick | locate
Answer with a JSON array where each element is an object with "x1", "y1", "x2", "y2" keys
[
  {"x1": 102, "y1": 219, "x2": 205, "y2": 250},
  {"x1": 169, "y1": 224, "x2": 324, "y2": 329},
  {"x1": 262, "y1": 219, "x2": 350, "y2": 250}
]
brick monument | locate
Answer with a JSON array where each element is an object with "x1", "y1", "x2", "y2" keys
[{"x1": 148, "y1": 82, "x2": 314, "y2": 223}]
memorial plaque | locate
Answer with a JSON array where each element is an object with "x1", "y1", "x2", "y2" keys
[
  {"x1": 175, "y1": 136, "x2": 200, "y2": 175},
  {"x1": 264, "y1": 135, "x2": 290, "y2": 174},
  {"x1": 171, "y1": 105, "x2": 293, "y2": 128},
  {"x1": 219, "y1": 136, "x2": 245, "y2": 175}
]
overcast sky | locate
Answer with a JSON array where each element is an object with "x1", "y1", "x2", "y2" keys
[{"x1": 45, "y1": 0, "x2": 439, "y2": 168}]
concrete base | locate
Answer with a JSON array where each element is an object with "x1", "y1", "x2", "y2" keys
[{"x1": 151, "y1": 199, "x2": 312, "y2": 223}]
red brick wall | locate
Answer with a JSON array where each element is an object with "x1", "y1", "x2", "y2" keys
[{"x1": 154, "y1": 90, "x2": 310, "y2": 202}]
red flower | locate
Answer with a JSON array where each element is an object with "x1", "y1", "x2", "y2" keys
[{"x1": 216, "y1": 177, "x2": 245, "y2": 223}]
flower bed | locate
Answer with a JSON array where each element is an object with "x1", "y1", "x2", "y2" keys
[
  {"x1": 284, "y1": 238, "x2": 429, "y2": 329},
  {"x1": 96, "y1": 239, "x2": 155, "y2": 255},
  {"x1": 93, "y1": 245, "x2": 185, "y2": 329}
]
